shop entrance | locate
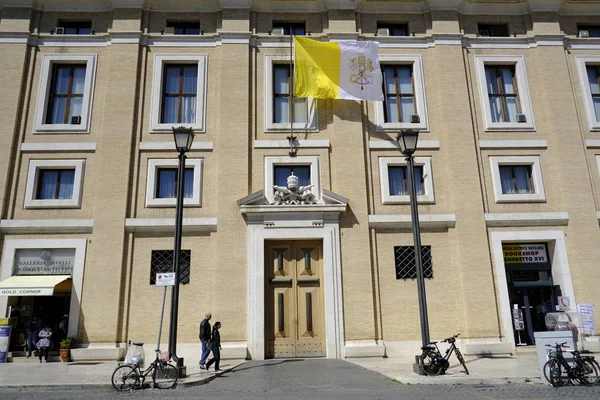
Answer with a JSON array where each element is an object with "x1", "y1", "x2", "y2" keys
[
  {"x1": 265, "y1": 240, "x2": 325, "y2": 358},
  {"x1": 7, "y1": 286, "x2": 72, "y2": 353},
  {"x1": 504, "y1": 243, "x2": 556, "y2": 346}
]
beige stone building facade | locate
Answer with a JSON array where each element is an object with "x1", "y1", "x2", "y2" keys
[{"x1": 1, "y1": 0, "x2": 600, "y2": 362}]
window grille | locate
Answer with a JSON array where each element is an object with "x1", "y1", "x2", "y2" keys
[
  {"x1": 150, "y1": 250, "x2": 191, "y2": 285},
  {"x1": 394, "y1": 245, "x2": 432, "y2": 280}
]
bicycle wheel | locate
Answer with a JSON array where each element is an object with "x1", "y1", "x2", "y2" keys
[
  {"x1": 419, "y1": 350, "x2": 443, "y2": 376},
  {"x1": 454, "y1": 348, "x2": 469, "y2": 375},
  {"x1": 577, "y1": 359, "x2": 599, "y2": 386},
  {"x1": 548, "y1": 359, "x2": 569, "y2": 387},
  {"x1": 153, "y1": 362, "x2": 178, "y2": 389},
  {"x1": 543, "y1": 360, "x2": 554, "y2": 384},
  {"x1": 112, "y1": 364, "x2": 139, "y2": 391}
]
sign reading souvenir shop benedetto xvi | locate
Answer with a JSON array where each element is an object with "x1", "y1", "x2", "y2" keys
[
  {"x1": 502, "y1": 244, "x2": 548, "y2": 264},
  {"x1": 14, "y1": 249, "x2": 75, "y2": 275}
]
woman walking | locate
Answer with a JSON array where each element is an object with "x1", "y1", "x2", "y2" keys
[{"x1": 205, "y1": 321, "x2": 222, "y2": 372}]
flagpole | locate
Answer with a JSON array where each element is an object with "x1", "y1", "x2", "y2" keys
[{"x1": 289, "y1": 32, "x2": 296, "y2": 155}]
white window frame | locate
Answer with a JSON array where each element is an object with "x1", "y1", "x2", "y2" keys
[
  {"x1": 33, "y1": 54, "x2": 97, "y2": 134},
  {"x1": 264, "y1": 54, "x2": 318, "y2": 132},
  {"x1": 150, "y1": 54, "x2": 208, "y2": 133},
  {"x1": 24, "y1": 159, "x2": 85, "y2": 208},
  {"x1": 379, "y1": 157, "x2": 434, "y2": 204},
  {"x1": 475, "y1": 56, "x2": 535, "y2": 131},
  {"x1": 264, "y1": 156, "x2": 321, "y2": 203},
  {"x1": 576, "y1": 56, "x2": 600, "y2": 131},
  {"x1": 146, "y1": 158, "x2": 203, "y2": 207},
  {"x1": 489, "y1": 156, "x2": 545, "y2": 203},
  {"x1": 375, "y1": 55, "x2": 428, "y2": 131}
]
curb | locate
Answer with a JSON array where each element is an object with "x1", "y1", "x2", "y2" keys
[
  {"x1": 389, "y1": 376, "x2": 545, "y2": 386},
  {"x1": 0, "y1": 362, "x2": 245, "y2": 391}
]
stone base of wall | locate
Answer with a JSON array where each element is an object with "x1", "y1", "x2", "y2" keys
[
  {"x1": 383, "y1": 338, "x2": 514, "y2": 358},
  {"x1": 70, "y1": 341, "x2": 248, "y2": 362},
  {"x1": 344, "y1": 340, "x2": 386, "y2": 358}
]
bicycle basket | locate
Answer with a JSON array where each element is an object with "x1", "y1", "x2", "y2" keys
[{"x1": 159, "y1": 351, "x2": 170, "y2": 362}]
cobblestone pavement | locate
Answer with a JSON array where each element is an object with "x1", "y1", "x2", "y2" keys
[{"x1": 4, "y1": 359, "x2": 600, "y2": 399}]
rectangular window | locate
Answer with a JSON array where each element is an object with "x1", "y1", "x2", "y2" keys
[
  {"x1": 273, "y1": 65, "x2": 308, "y2": 124},
  {"x1": 485, "y1": 65, "x2": 521, "y2": 123},
  {"x1": 58, "y1": 21, "x2": 92, "y2": 35},
  {"x1": 166, "y1": 21, "x2": 200, "y2": 35},
  {"x1": 382, "y1": 65, "x2": 415, "y2": 123},
  {"x1": 388, "y1": 166, "x2": 423, "y2": 195},
  {"x1": 274, "y1": 166, "x2": 310, "y2": 187},
  {"x1": 150, "y1": 250, "x2": 191, "y2": 285},
  {"x1": 146, "y1": 159, "x2": 202, "y2": 207},
  {"x1": 394, "y1": 246, "x2": 432, "y2": 280},
  {"x1": 273, "y1": 22, "x2": 305, "y2": 35},
  {"x1": 46, "y1": 64, "x2": 87, "y2": 124},
  {"x1": 586, "y1": 65, "x2": 600, "y2": 122},
  {"x1": 156, "y1": 168, "x2": 194, "y2": 199},
  {"x1": 489, "y1": 156, "x2": 545, "y2": 203},
  {"x1": 477, "y1": 23, "x2": 509, "y2": 37},
  {"x1": 377, "y1": 23, "x2": 408, "y2": 36},
  {"x1": 161, "y1": 64, "x2": 198, "y2": 124},
  {"x1": 499, "y1": 165, "x2": 534, "y2": 194},
  {"x1": 35, "y1": 169, "x2": 75, "y2": 200},
  {"x1": 25, "y1": 160, "x2": 85, "y2": 208},
  {"x1": 578, "y1": 25, "x2": 600, "y2": 38}
]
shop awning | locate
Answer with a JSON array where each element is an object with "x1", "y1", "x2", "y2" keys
[{"x1": 0, "y1": 275, "x2": 71, "y2": 296}]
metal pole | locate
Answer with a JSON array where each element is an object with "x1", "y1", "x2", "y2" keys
[
  {"x1": 168, "y1": 150, "x2": 186, "y2": 365},
  {"x1": 156, "y1": 286, "x2": 167, "y2": 348},
  {"x1": 406, "y1": 153, "x2": 430, "y2": 348}
]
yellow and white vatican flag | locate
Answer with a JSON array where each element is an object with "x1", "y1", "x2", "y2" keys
[{"x1": 294, "y1": 37, "x2": 384, "y2": 101}]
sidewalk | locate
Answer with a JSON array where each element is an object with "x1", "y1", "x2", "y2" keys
[
  {"x1": 0, "y1": 359, "x2": 246, "y2": 389},
  {"x1": 0, "y1": 354, "x2": 546, "y2": 389},
  {"x1": 349, "y1": 353, "x2": 544, "y2": 385}
]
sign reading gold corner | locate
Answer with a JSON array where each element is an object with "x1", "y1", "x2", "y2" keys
[{"x1": 0, "y1": 275, "x2": 71, "y2": 296}]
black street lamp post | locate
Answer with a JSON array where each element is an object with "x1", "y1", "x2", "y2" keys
[
  {"x1": 168, "y1": 126, "x2": 195, "y2": 376},
  {"x1": 397, "y1": 128, "x2": 430, "y2": 350}
]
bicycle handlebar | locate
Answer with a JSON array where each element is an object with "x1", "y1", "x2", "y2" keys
[
  {"x1": 441, "y1": 333, "x2": 460, "y2": 343},
  {"x1": 545, "y1": 342, "x2": 568, "y2": 348}
]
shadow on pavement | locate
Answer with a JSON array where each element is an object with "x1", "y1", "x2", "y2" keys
[{"x1": 228, "y1": 359, "x2": 304, "y2": 373}]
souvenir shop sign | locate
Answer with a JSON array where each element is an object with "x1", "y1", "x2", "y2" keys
[
  {"x1": 503, "y1": 244, "x2": 548, "y2": 264},
  {"x1": 14, "y1": 249, "x2": 75, "y2": 276},
  {"x1": 0, "y1": 325, "x2": 10, "y2": 363}
]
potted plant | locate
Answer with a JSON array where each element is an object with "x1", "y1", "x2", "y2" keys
[{"x1": 59, "y1": 337, "x2": 75, "y2": 362}]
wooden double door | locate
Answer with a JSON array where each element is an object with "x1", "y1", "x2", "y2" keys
[{"x1": 265, "y1": 241, "x2": 325, "y2": 358}]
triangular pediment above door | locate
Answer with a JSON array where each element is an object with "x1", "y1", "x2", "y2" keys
[{"x1": 237, "y1": 189, "x2": 348, "y2": 214}]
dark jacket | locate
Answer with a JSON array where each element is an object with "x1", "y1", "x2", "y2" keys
[
  {"x1": 199, "y1": 319, "x2": 211, "y2": 341},
  {"x1": 208, "y1": 326, "x2": 221, "y2": 348}
]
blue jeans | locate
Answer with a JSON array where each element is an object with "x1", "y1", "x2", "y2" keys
[
  {"x1": 27, "y1": 334, "x2": 37, "y2": 356},
  {"x1": 200, "y1": 340, "x2": 210, "y2": 365}
]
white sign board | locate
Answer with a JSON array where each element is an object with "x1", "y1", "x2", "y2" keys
[
  {"x1": 578, "y1": 303, "x2": 595, "y2": 335},
  {"x1": 502, "y1": 244, "x2": 548, "y2": 264},
  {"x1": 156, "y1": 273, "x2": 175, "y2": 287},
  {"x1": 512, "y1": 306, "x2": 524, "y2": 331}
]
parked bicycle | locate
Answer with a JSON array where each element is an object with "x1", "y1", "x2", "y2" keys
[
  {"x1": 543, "y1": 342, "x2": 599, "y2": 387},
  {"x1": 419, "y1": 333, "x2": 469, "y2": 376},
  {"x1": 111, "y1": 349, "x2": 178, "y2": 391}
]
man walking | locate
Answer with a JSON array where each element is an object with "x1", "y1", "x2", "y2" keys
[{"x1": 199, "y1": 312, "x2": 212, "y2": 369}]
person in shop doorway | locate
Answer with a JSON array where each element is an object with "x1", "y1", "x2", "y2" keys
[
  {"x1": 36, "y1": 321, "x2": 53, "y2": 363},
  {"x1": 58, "y1": 314, "x2": 68, "y2": 344},
  {"x1": 26, "y1": 316, "x2": 39, "y2": 358},
  {"x1": 205, "y1": 321, "x2": 222, "y2": 372},
  {"x1": 198, "y1": 312, "x2": 212, "y2": 369}
]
